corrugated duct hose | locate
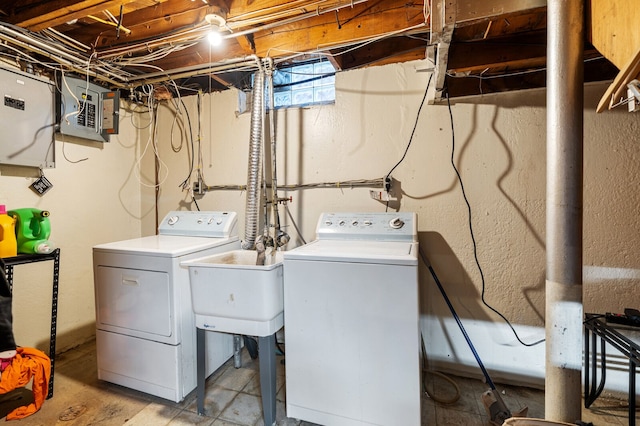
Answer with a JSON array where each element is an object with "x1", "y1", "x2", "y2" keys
[
  {"x1": 241, "y1": 67, "x2": 265, "y2": 251},
  {"x1": 239, "y1": 62, "x2": 265, "y2": 360}
]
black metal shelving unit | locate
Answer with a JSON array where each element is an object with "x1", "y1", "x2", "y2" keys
[
  {"x1": 584, "y1": 312, "x2": 640, "y2": 426},
  {"x1": 3, "y1": 248, "x2": 60, "y2": 399}
]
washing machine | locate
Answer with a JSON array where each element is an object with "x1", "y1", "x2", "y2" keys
[
  {"x1": 93, "y1": 211, "x2": 240, "y2": 402},
  {"x1": 283, "y1": 212, "x2": 420, "y2": 426}
]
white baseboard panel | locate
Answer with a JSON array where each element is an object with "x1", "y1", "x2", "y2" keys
[{"x1": 420, "y1": 315, "x2": 636, "y2": 398}]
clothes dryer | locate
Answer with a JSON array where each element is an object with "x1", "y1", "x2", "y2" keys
[{"x1": 93, "y1": 211, "x2": 240, "y2": 402}]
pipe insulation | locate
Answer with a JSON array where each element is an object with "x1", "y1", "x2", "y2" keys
[{"x1": 241, "y1": 64, "x2": 265, "y2": 250}]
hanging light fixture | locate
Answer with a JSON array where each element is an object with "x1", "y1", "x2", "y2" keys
[{"x1": 205, "y1": 12, "x2": 226, "y2": 46}]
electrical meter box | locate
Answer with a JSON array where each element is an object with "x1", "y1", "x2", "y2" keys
[
  {"x1": 57, "y1": 74, "x2": 119, "y2": 143},
  {"x1": 0, "y1": 65, "x2": 55, "y2": 168}
]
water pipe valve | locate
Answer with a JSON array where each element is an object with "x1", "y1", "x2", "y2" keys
[{"x1": 275, "y1": 230, "x2": 290, "y2": 247}]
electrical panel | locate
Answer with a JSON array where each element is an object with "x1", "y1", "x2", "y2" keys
[
  {"x1": 57, "y1": 74, "x2": 119, "y2": 142},
  {"x1": 0, "y1": 64, "x2": 55, "y2": 168}
]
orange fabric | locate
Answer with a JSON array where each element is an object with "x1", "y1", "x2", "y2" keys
[{"x1": 0, "y1": 347, "x2": 50, "y2": 420}]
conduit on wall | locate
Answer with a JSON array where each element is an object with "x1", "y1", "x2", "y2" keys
[{"x1": 545, "y1": 0, "x2": 584, "y2": 422}]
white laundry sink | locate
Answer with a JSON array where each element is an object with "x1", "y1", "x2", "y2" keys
[{"x1": 183, "y1": 250, "x2": 284, "y2": 333}]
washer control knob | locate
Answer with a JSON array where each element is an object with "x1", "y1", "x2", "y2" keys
[
  {"x1": 167, "y1": 216, "x2": 179, "y2": 225},
  {"x1": 364, "y1": 220, "x2": 373, "y2": 226},
  {"x1": 217, "y1": 219, "x2": 223, "y2": 225},
  {"x1": 325, "y1": 220, "x2": 333, "y2": 226},
  {"x1": 389, "y1": 217, "x2": 404, "y2": 229},
  {"x1": 352, "y1": 220, "x2": 359, "y2": 226},
  {"x1": 197, "y1": 218, "x2": 204, "y2": 224},
  {"x1": 339, "y1": 220, "x2": 346, "y2": 226}
]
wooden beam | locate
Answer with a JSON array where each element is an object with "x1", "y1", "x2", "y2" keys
[
  {"x1": 332, "y1": 36, "x2": 427, "y2": 69},
  {"x1": 141, "y1": 0, "x2": 425, "y2": 73},
  {"x1": 453, "y1": 7, "x2": 546, "y2": 41},
  {"x1": 251, "y1": 0, "x2": 426, "y2": 58},
  {"x1": 234, "y1": 33, "x2": 256, "y2": 55},
  {"x1": 429, "y1": 0, "x2": 455, "y2": 103},
  {"x1": 447, "y1": 32, "x2": 546, "y2": 73},
  {"x1": 68, "y1": 0, "x2": 210, "y2": 47},
  {"x1": 209, "y1": 73, "x2": 233, "y2": 88},
  {"x1": 365, "y1": 49, "x2": 426, "y2": 68},
  {"x1": 146, "y1": 39, "x2": 248, "y2": 72},
  {"x1": 227, "y1": 0, "x2": 359, "y2": 25},
  {"x1": 7, "y1": 0, "x2": 154, "y2": 32},
  {"x1": 454, "y1": 0, "x2": 546, "y2": 25},
  {"x1": 445, "y1": 54, "x2": 617, "y2": 98}
]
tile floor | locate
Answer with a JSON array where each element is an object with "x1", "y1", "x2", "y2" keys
[{"x1": 0, "y1": 338, "x2": 636, "y2": 425}]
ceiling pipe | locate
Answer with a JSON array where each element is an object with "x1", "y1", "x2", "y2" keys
[
  {"x1": 0, "y1": 34, "x2": 125, "y2": 86},
  {"x1": 545, "y1": 0, "x2": 584, "y2": 423},
  {"x1": 124, "y1": 56, "x2": 260, "y2": 85},
  {"x1": 0, "y1": 24, "x2": 128, "y2": 85}
]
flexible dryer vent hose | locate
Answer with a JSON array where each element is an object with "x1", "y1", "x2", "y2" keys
[{"x1": 241, "y1": 69, "x2": 265, "y2": 250}]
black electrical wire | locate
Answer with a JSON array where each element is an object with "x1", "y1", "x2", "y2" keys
[
  {"x1": 444, "y1": 89, "x2": 544, "y2": 347},
  {"x1": 384, "y1": 73, "x2": 433, "y2": 186},
  {"x1": 192, "y1": 196, "x2": 201, "y2": 211}
]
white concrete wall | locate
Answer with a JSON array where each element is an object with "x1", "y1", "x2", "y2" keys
[
  {"x1": 150, "y1": 60, "x2": 640, "y2": 395},
  {"x1": 0, "y1": 101, "x2": 149, "y2": 353},
  {"x1": 2, "y1": 59, "x2": 639, "y2": 395}
]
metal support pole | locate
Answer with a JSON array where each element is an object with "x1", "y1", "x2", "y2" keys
[
  {"x1": 258, "y1": 335, "x2": 277, "y2": 426},
  {"x1": 546, "y1": 0, "x2": 584, "y2": 422}
]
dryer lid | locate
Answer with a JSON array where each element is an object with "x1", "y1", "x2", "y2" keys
[{"x1": 93, "y1": 235, "x2": 239, "y2": 257}]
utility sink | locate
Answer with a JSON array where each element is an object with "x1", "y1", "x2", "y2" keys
[{"x1": 182, "y1": 250, "x2": 284, "y2": 336}]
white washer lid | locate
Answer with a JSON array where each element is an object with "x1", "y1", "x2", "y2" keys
[
  {"x1": 93, "y1": 235, "x2": 239, "y2": 257},
  {"x1": 283, "y1": 240, "x2": 418, "y2": 265}
]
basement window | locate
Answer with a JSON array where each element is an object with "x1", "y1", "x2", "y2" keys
[
  {"x1": 271, "y1": 60, "x2": 335, "y2": 109},
  {"x1": 239, "y1": 60, "x2": 335, "y2": 114}
]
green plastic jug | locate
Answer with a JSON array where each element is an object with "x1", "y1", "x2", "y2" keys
[{"x1": 8, "y1": 208, "x2": 54, "y2": 254}]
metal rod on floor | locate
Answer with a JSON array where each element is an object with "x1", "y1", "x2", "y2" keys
[{"x1": 420, "y1": 249, "x2": 512, "y2": 424}]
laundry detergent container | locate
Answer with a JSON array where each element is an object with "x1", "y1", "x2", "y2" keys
[{"x1": 184, "y1": 250, "x2": 284, "y2": 324}]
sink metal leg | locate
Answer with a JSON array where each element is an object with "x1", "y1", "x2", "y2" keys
[
  {"x1": 233, "y1": 334, "x2": 242, "y2": 368},
  {"x1": 196, "y1": 327, "x2": 206, "y2": 416},
  {"x1": 258, "y1": 334, "x2": 277, "y2": 426}
]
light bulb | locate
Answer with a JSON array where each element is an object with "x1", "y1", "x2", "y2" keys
[{"x1": 208, "y1": 26, "x2": 222, "y2": 46}]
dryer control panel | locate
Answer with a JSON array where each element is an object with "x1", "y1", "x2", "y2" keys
[
  {"x1": 158, "y1": 211, "x2": 238, "y2": 238},
  {"x1": 315, "y1": 212, "x2": 417, "y2": 241}
]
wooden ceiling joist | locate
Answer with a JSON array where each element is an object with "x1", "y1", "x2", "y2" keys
[
  {"x1": 6, "y1": 0, "x2": 151, "y2": 32},
  {"x1": 331, "y1": 36, "x2": 427, "y2": 70},
  {"x1": 251, "y1": 0, "x2": 427, "y2": 60}
]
